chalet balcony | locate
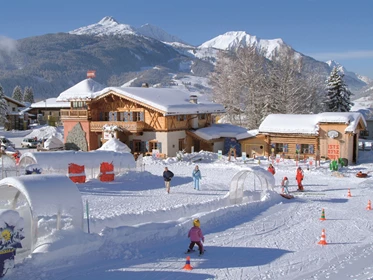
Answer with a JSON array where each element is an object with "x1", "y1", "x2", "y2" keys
[
  {"x1": 90, "y1": 121, "x2": 145, "y2": 133},
  {"x1": 61, "y1": 109, "x2": 88, "y2": 119}
]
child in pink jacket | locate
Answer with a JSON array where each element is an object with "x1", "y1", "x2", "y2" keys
[{"x1": 186, "y1": 218, "x2": 205, "y2": 255}]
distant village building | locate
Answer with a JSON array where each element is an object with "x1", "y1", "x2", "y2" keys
[
  {"x1": 4, "y1": 96, "x2": 27, "y2": 130},
  {"x1": 30, "y1": 98, "x2": 70, "y2": 126},
  {"x1": 56, "y1": 78, "x2": 225, "y2": 155}
]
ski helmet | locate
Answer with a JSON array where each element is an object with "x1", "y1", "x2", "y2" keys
[
  {"x1": 284, "y1": 177, "x2": 288, "y2": 180},
  {"x1": 193, "y1": 218, "x2": 200, "y2": 227}
]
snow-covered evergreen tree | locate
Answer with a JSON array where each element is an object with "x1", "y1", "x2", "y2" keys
[
  {"x1": 325, "y1": 67, "x2": 353, "y2": 112},
  {"x1": 12, "y1": 86, "x2": 23, "y2": 102},
  {"x1": 23, "y1": 87, "x2": 35, "y2": 103},
  {"x1": 0, "y1": 84, "x2": 9, "y2": 125}
]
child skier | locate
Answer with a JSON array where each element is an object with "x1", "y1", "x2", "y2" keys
[
  {"x1": 186, "y1": 218, "x2": 205, "y2": 256},
  {"x1": 296, "y1": 167, "x2": 304, "y2": 191},
  {"x1": 267, "y1": 164, "x2": 275, "y2": 175},
  {"x1": 281, "y1": 177, "x2": 289, "y2": 194}
]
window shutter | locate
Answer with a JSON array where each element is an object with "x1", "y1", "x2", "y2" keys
[
  {"x1": 130, "y1": 112, "x2": 133, "y2": 121},
  {"x1": 99, "y1": 112, "x2": 103, "y2": 121},
  {"x1": 113, "y1": 112, "x2": 117, "y2": 121},
  {"x1": 129, "y1": 141, "x2": 133, "y2": 151},
  {"x1": 145, "y1": 141, "x2": 149, "y2": 152},
  {"x1": 158, "y1": 142, "x2": 162, "y2": 153},
  {"x1": 140, "y1": 112, "x2": 144, "y2": 121},
  {"x1": 124, "y1": 112, "x2": 128, "y2": 122}
]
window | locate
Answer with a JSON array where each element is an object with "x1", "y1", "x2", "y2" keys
[
  {"x1": 198, "y1": 114, "x2": 206, "y2": 120},
  {"x1": 360, "y1": 130, "x2": 369, "y2": 137},
  {"x1": 72, "y1": 101, "x2": 87, "y2": 109},
  {"x1": 132, "y1": 112, "x2": 141, "y2": 121},
  {"x1": 133, "y1": 140, "x2": 141, "y2": 153},
  {"x1": 177, "y1": 115, "x2": 186, "y2": 121},
  {"x1": 300, "y1": 144, "x2": 312, "y2": 154},
  {"x1": 12, "y1": 107, "x2": 15, "y2": 112},
  {"x1": 178, "y1": 139, "x2": 185, "y2": 151}
]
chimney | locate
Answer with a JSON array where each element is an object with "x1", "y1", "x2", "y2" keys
[
  {"x1": 189, "y1": 95, "x2": 198, "y2": 104},
  {"x1": 87, "y1": 70, "x2": 96, "y2": 79},
  {"x1": 141, "y1": 82, "x2": 149, "y2": 88}
]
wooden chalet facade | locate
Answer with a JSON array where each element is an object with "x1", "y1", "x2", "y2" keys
[
  {"x1": 57, "y1": 79, "x2": 225, "y2": 156},
  {"x1": 258, "y1": 113, "x2": 367, "y2": 164}
]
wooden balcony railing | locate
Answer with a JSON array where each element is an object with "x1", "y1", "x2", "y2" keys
[
  {"x1": 60, "y1": 109, "x2": 88, "y2": 119},
  {"x1": 90, "y1": 121, "x2": 145, "y2": 133}
]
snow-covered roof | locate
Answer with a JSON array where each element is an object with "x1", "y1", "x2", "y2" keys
[
  {"x1": 193, "y1": 124, "x2": 257, "y2": 141},
  {"x1": 19, "y1": 150, "x2": 136, "y2": 170},
  {"x1": 4, "y1": 96, "x2": 25, "y2": 107},
  {"x1": 56, "y1": 78, "x2": 225, "y2": 115},
  {"x1": 94, "y1": 87, "x2": 225, "y2": 115},
  {"x1": 56, "y1": 79, "x2": 105, "y2": 101},
  {"x1": 259, "y1": 112, "x2": 366, "y2": 134},
  {"x1": 31, "y1": 98, "x2": 70, "y2": 109}
]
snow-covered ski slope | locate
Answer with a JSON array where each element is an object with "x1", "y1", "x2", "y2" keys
[{"x1": 5, "y1": 148, "x2": 373, "y2": 280}]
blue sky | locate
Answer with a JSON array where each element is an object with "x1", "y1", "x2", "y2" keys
[{"x1": 1, "y1": 0, "x2": 373, "y2": 79}]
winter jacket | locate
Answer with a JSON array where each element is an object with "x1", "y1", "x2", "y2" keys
[
  {"x1": 188, "y1": 226, "x2": 204, "y2": 242},
  {"x1": 281, "y1": 179, "x2": 289, "y2": 187},
  {"x1": 192, "y1": 169, "x2": 202, "y2": 180},
  {"x1": 296, "y1": 169, "x2": 304, "y2": 182},
  {"x1": 163, "y1": 170, "x2": 174, "y2": 181},
  {"x1": 268, "y1": 166, "x2": 275, "y2": 175}
]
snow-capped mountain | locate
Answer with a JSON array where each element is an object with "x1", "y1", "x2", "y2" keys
[
  {"x1": 70, "y1": 16, "x2": 136, "y2": 37},
  {"x1": 199, "y1": 31, "x2": 289, "y2": 59},
  {"x1": 70, "y1": 16, "x2": 186, "y2": 44}
]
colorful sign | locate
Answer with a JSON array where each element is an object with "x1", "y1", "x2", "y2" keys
[
  {"x1": 218, "y1": 150, "x2": 222, "y2": 160},
  {"x1": 327, "y1": 144, "x2": 340, "y2": 160}
]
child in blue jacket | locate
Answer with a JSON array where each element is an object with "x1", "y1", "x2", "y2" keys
[{"x1": 192, "y1": 165, "x2": 202, "y2": 190}]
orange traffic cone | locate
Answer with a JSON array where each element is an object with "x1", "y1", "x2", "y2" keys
[
  {"x1": 319, "y1": 209, "x2": 326, "y2": 221},
  {"x1": 318, "y1": 229, "x2": 327, "y2": 245},
  {"x1": 366, "y1": 200, "x2": 372, "y2": 210},
  {"x1": 347, "y1": 189, "x2": 352, "y2": 197},
  {"x1": 183, "y1": 256, "x2": 193, "y2": 270}
]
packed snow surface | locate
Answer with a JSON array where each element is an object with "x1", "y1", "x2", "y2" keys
[{"x1": 2, "y1": 148, "x2": 373, "y2": 280}]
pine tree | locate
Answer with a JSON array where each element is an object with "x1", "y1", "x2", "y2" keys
[
  {"x1": 12, "y1": 86, "x2": 23, "y2": 102},
  {"x1": 23, "y1": 87, "x2": 35, "y2": 103},
  {"x1": 325, "y1": 67, "x2": 353, "y2": 112},
  {"x1": 0, "y1": 84, "x2": 8, "y2": 125}
]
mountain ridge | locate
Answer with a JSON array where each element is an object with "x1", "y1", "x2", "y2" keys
[{"x1": 0, "y1": 16, "x2": 370, "y2": 101}]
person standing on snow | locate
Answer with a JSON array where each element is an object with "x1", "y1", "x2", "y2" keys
[
  {"x1": 163, "y1": 167, "x2": 174, "y2": 194},
  {"x1": 267, "y1": 163, "x2": 276, "y2": 175},
  {"x1": 192, "y1": 165, "x2": 202, "y2": 190},
  {"x1": 186, "y1": 218, "x2": 205, "y2": 256},
  {"x1": 281, "y1": 177, "x2": 290, "y2": 194},
  {"x1": 296, "y1": 167, "x2": 304, "y2": 191}
]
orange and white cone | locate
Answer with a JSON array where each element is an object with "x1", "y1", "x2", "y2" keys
[
  {"x1": 182, "y1": 256, "x2": 193, "y2": 270},
  {"x1": 366, "y1": 200, "x2": 372, "y2": 210},
  {"x1": 347, "y1": 189, "x2": 352, "y2": 197},
  {"x1": 318, "y1": 229, "x2": 327, "y2": 245}
]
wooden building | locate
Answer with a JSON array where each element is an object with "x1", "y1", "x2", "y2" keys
[
  {"x1": 3, "y1": 96, "x2": 26, "y2": 130},
  {"x1": 258, "y1": 113, "x2": 367, "y2": 164},
  {"x1": 57, "y1": 79, "x2": 225, "y2": 156}
]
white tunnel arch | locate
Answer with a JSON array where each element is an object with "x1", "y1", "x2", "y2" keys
[
  {"x1": 229, "y1": 166, "x2": 275, "y2": 205},
  {"x1": 0, "y1": 175, "x2": 84, "y2": 253}
]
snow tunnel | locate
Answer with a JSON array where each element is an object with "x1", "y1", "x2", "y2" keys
[
  {"x1": 18, "y1": 150, "x2": 136, "y2": 178},
  {"x1": 0, "y1": 175, "x2": 84, "y2": 255},
  {"x1": 229, "y1": 166, "x2": 275, "y2": 205}
]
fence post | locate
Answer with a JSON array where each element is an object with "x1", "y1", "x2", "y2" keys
[{"x1": 86, "y1": 200, "x2": 90, "y2": 234}]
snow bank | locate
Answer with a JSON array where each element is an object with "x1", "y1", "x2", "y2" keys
[
  {"x1": 43, "y1": 135, "x2": 64, "y2": 150},
  {"x1": 26, "y1": 125, "x2": 64, "y2": 141},
  {"x1": 97, "y1": 138, "x2": 131, "y2": 153}
]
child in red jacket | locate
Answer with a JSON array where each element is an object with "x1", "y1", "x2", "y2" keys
[{"x1": 186, "y1": 219, "x2": 205, "y2": 256}]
